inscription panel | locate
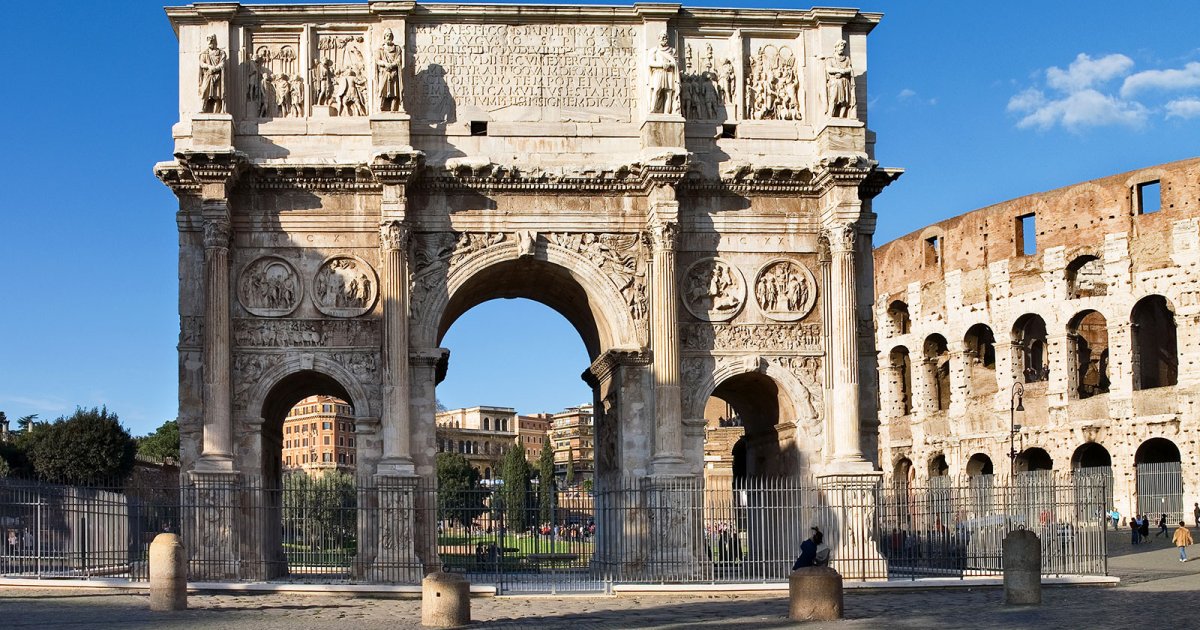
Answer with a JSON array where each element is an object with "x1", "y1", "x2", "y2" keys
[{"x1": 410, "y1": 23, "x2": 638, "y2": 122}]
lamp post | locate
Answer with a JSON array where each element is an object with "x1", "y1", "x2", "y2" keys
[{"x1": 1008, "y1": 381, "x2": 1025, "y2": 475}]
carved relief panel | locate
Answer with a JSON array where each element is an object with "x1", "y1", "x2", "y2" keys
[
  {"x1": 754, "y1": 259, "x2": 817, "y2": 321},
  {"x1": 680, "y1": 38, "x2": 737, "y2": 122},
  {"x1": 312, "y1": 31, "x2": 369, "y2": 117},
  {"x1": 313, "y1": 256, "x2": 378, "y2": 317},
  {"x1": 238, "y1": 256, "x2": 303, "y2": 317},
  {"x1": 744, "y1": 36, "x2": 804, "y2": 121},
  {"x1": 683, "y1": 257, "x2": 746, "y2": 322},
  {"x1": 245, "y1": 30, "x2": 304, "y2": 119}
]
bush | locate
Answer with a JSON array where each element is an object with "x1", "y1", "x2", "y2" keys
[{"x1": 24, "y1": 407, "x2": 136, "y2": 484}]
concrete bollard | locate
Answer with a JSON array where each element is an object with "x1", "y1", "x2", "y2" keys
[
  {"x1": 788, "y1": 566, "x2": 844, "y2": 621},
  {"x1": 1003, "y1": 528, "x2": 1041, "y2": 605},
  {"x1": 421, "y1": 571, "x2": 470, "y2": 628},
  {"x1": 149, "y1": 533, "x2": 187, "y2": 611}
]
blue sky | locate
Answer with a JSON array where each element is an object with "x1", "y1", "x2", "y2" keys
[{"x1": 0, "y1": 1, "x2": 1196, "y2": 436}]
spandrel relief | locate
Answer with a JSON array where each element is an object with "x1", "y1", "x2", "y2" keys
[
  {"x1": 683, "y1": 258, "x2": 745, "y2": 322},
  {"x1": 238, "y1": 256, "x2": 302, "y2": 317},
  {"x1": 246, "y1": 32, "x2": 302, "y2": 119},
  {"x1": 313, "y1": 256, "x2": 378, "y2": 317},
  {"x1": 310, "y1": 33, "x2": 368, "y2": 116},
  {"x1": 754, "y1": 259, "x2": 817, "y2": 321},
  {"x1": 746, "y1": 43, "x2": 802, "y2": 121},
  {"x1": 681, "y1": 40, "x2": 733, "y2": 121}
]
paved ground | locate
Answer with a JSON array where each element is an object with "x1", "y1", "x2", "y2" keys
[{"x1": 4, "y1": 529, "x2": 1199, "y2": 629}]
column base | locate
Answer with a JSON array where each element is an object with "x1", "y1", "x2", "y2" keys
[
  {"x1": 376, "y1": 457, "x2": 417, "y2": 477},
  {"x1": 651, "y1": 454, "x2": 689, "y2": 476},
  {"x1": 369, "y1": 474, "x2": 424, "y2": 584},
  {"x1": 642, "y1": 474, "x2": 702, "y2": 581},
  {"x1": 193, "y1": 454, "x2": 236, "y2": 473},
  {"x1": 185, "y1": 470, "x2": 241, "y2": 581}
]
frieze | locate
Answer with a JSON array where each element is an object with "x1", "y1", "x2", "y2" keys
[
  {"x1": 238, "y1": 256, "x2": 303, "y2": 317},
  {"x1": 233, "y1": 318, "x2": 380, "y2": 348},
  {"x1": 747, "y1": 44, "x2": 801, "y2": 121},
  {"x1": 681, "y1": 41, "x2": 734, "y2": 121},
  {"x1": 312, "y1": 32, "x2": 369, "y2": 116},
  {"x1": 545, "y1": 232, "x2": 650, "y2": 338},
  {"x1": 246, "y1": 31, "x2": 302, "y2": 119},
  {"x1": 681, "y1": 322, "x2": 823, "y2": 353},
  {"x1": 180, "y1": 315, "x2": 204, "y2": 348},
  {"x1": 754, "y1": 259, "x2": 817, "y2": 321},
  {"x1": 682, "y1": 257, "x2": 745, "y2": 322},
  {"x1": 313, "y1": 255, "x2": 379, "y2": 317}
]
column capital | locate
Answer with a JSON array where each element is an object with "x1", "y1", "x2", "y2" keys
[
  {"x1": 379, "y1": 220, "x2": 410, "y2": 252},
  {"x1": 823, "y1": 221, "x2": 858, "y2": 254},
  {"x1": 203, "y1": 215, "x2": 232, "y2": 251}
]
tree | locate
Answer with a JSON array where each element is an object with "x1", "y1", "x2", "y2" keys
[
  {"x1": 537, "y1": 440, "x2": 556, "y2": 524},
  {"x1": 16, "y1": 414, "x2": 37, "y2": 433},
  {"x1": 137, "y1": 420, "x2": 180, "y2": 460},
  {"x1": 436, "y1": 452, "x2": 486, "y2": 528},
  {"x1": 565, "y1": 449, "x2": 575, "y2": 487},
  {"x1": 23, "y1": 407, "x2": 136, "y2": 484},
  {"x1": 282, "y1": 470, "x2": 357, "y2": 548},
  {"x1": 500, "y1": 445, "x2": 531, "y2": 531}
]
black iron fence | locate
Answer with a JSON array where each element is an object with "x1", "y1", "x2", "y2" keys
[{"x1": 0, "y1": 471, "x2": 1107, "y2": 590}]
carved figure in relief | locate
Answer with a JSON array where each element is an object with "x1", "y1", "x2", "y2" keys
[
  {"x1": 315, "y1": 257, "x2": 378, "y2": 317},
  {"x1": 198, "y1": 34, "x2": 227, "y2": 114},
  {"x1": 289, "y1": 74, "x2": 305, "y2": 117},
  {"x1": 239, "y1": 258, "x2": 301, "y2": 316},
  {"x1": 824, "y1": 41, "x2": 855, "y2": 118},
  {"x1": 449, "y1": 232, "x2": 505, "y2": 266},
  {"x1": 747, "y1": 45, "x2": 801, "y2": 121},
  {"x1": 516, "y1": 231, "x2": 537, "y2": 258},
  {"x1": 680, "y1": 42, "x2": 726, "y2": 120},
  {"x1": 647, "y1": 33, "x2": 679, "y2": 115},
  {"x1": 719, "y1": 58, "x2": 736, "y2": 105},
  {"x1": 312, "y1": 59, "x2": 335, "y2": 107},
  {"x1": 684, "y1": 259, "x2": 745, "y2": 321},
  {"x1": 376, "y1": 29, "x2": 404, "y2": 113},
  {"x1": 755, "y1": 260, "x2": 817, "y2": 320},
  {"x1": 314, "y1": 35, "x2": 368, "y2": 117},
  {"x1": 335, "y1": 70, "x2": 369, "y2": 117}
]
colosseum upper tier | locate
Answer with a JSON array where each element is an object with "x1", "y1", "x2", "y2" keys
[{"x1": 872, "y1": 157, "x2": 1200, "y2": 514}]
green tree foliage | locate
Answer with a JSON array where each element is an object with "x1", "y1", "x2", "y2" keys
[
  {"x1": 565, "y1": 450, "x2": 575, "y2": 487},
  {"x1": 137, "y1": 420, "x2": 180, "y2": 461},
  {"x1": 500, "y1": 445, "x2": 531, "y2": 531},
  {"x1": 281, "y1": 470, "x2": 358, "y2": 548},
  {"x1": 537, "y1": 440, "x2": 556, "y2": 524},
  {"x1": 24, "y1": 407, "x2": 136, "y2": 484},
  {"x1": 436, "y1": 452, "x2": 486, "y2": 528},
  {"x1": 15, "y1": 414, "x2": 37, "y2": 433}
]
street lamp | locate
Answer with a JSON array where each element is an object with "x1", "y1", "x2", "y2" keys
[{"x1": 1008, "y1": 381, "x2": 1025, "y2": 474}]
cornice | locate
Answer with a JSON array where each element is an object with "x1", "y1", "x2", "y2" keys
[
  {"x1": 369, "y1": 149, "x2": 426, "y2": 186},
  {"x1": 583, "y1": 348, "x2": 652, "y2": 387},
  {"x1": 424, "y1": 152, "x2": 688, "y2": 195}
]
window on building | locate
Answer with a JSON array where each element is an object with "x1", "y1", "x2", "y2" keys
[
  {"x1": 323, "y1": 422, "x2": 332, "y2": 430},
  {"x1": 323, "y1": 452, "x2": 332, "y2": 462},
  {"x1": 349, "y1": 438, "x2": 355, "y2": 447},
  {"x1": 1137, "y1": 181, "x2": 1161, "y2": 214},
  {"x1": 324, "y1": 436, "x2": 331, "y2": 445},
  {"x1": 1016, "y1": 213, "x2": 1037, "y2": 256},
  {"x1": 286, "y1": 456, "x2": 292, "y2": 466},
  {"x1": 924, "y1": 235, "x2": 941, "y2": 268},
  {"x1": 484, "y1": 417, "x2": 490, "y2": 430},
  {"x1": 323, "y1": 404, "x2": 331, "y2": 412}
]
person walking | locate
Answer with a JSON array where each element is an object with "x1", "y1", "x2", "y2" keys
[
  {"x1": 1110, "y1": 508, "x2": 1120, "y2": 530},
  {"x1": 1173, "y1": 521, "x2": 1193, "y2": 562},
  {"x1": 1157, "y1": 514, "x2": 1170, "y2": 538},
  {"x1": 1193, "y1": 503, "x2": 1199, "y2": 528},
  {"x1": 1130, "y1": 517, "x2": 1141, "y2": 545},
  {"x1": 1139, "y1": 514, "x2": 1150, "y2": 542}
]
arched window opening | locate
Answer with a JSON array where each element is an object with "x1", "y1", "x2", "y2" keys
[
  {"x1": 1068, "y1": 310, "x2": 1110, "y2": 399},
  {"x1": 483, "y1": 417, "x2": 489, "y2": 430},
  {"x1": 887, "y1": 300, "x2": 911, "y2": 336},
  {"x1": 966, "y1": 453, "x2": 994, "y2": 477},
  {"x1": 1071, "y1": 442, "x2": 1112, "y2": 469},
  {"x1": 923, "y1": 335, "x2": 951, "y2": 411},
  {"x1": 928, "y1": 454, "x2": 949, "y2": 478},
  {"x1": 1135, "y1": 438, "x2": 1184, "y2": 522},
  {"x1": 963, "y1": 324, "x2": 997, "y2": 398},
  {"x1": 889, "y1": 347, "x2": 913, "y2": 416},
  {"x1": 1013, "y1": 314, "x2": 1049, "y2": 383},
  {"x1": 1131, "y1": 295, "x2": 1178, "y2": 390},
  {"x1": 893, "y1": 457, "x2": 914, "y2": 487},
  {"x1": 1066, "y1": 255, "x2": 1107, "y2": 299},
  {"x1": 1014, "y1": 447, "x2": 1053, "y2": 473}
]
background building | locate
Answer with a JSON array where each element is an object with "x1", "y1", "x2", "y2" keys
[
  {"x1": 517, "y1": 413, "x2": 552, "y2": 462},
  {"x1": 281, "y1": 395, "x2": 357, "y2": 474},
  {"x1": 872, "y1": 157, "x2": 1200, "y2": 521},
  {"x1": 551, "y1": 405, "x2": 594, "y2": 486},
  {"x1": 435, "y1": 406, "x2": 520, "y2": 482}
]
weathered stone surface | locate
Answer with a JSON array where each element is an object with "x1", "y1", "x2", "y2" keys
[
  {"x1": 1003, "y1": 529, "x2": 1041, "y2": 605},
  {"x1": 788, "y1": 566, "x2": 844, "y2": 621},
  {"x1": 421, "y1": 571, "x2": 470, "y2": 628},
  {"x1": 149, "y1": 533, "x2": 187, "y2": 611}
]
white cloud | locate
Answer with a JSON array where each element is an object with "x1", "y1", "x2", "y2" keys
[
  {"x1": 1012, "y1": 89, "x2": 1147, "y2": 131},
  {"x1": 898, "y1": 88, "x2": 917, "y2": 100},
  {"x1": 1045, "y1": 53, "x2": 1134, "y2": 91},
  {"x1": 1121, "y1": 61, "x2": 1200, "y2": 97},
  {"x1": 1166, "y1": 97, "x2": 1200, "y2": 119}
]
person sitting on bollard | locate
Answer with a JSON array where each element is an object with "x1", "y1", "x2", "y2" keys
[
  {"x1": 792, "y1": 526, "x2": 828, "y2": 570},
  {"x1": 1174, "y1": 521, "x2": 1194, "y2": 562}
]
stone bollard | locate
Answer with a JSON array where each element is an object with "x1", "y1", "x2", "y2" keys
[
  {"x1": 1003, "y1": 528, "x2": 1041, "y2": 605},
  {"x1": 149, "y1": 533, "x2": 187, "y2": 611},
  {"x1": 422, "y1": 571, "x2": 470, "y2": 628},
  {"x1": 788, "y1": 566, "x2": 844, "y2": 621}
]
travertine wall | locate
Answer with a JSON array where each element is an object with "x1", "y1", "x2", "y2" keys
[{"x1": 874, "y1": 157, "x2": 1200, "y2": 514}]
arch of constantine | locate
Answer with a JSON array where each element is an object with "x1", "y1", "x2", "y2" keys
[
  {"x1": 155, "y1": 2, "x2": 898, "y2": 581},
  {"x1": 874, "y1": 157, "x2": 1200, "y2": 521}
]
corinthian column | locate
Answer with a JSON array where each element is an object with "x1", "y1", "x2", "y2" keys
[
  {"x1": 199, "y1": 208, "x2": 234, "y2": 471},
  {"x1": 650, "y1": 208, "x2": 685, "y2": 473},
  {"x1": 827, "y1": 222, "x2": 866, "y2": 465},
  {"x1": 378, "y1": 219, "x2": 415, "y2": 476}
]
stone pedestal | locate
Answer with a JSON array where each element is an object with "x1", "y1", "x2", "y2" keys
[
  {"x1": 371, "y1": 113, "x2": 412, "y2": 147},
  {"x1": 788, "y1": 566, "x2": 844, "y2": 621},
  {"x1": 149, "y1": 533, "x2": 187, "y2": 611},
  {"x1": 643, "y1": 475, "x2": 703, "y2": 581},
  {"x1": 817, "y1": 471, "x2": 887, "y2": 580},
  {"x1": 191, "y1": 113, "x2": 233, "y2": 149},
  {"x1": 1003, "y1": 528, "x2": 1042, "y2": 605},
  {"x1": 421, "y1": 571, "x2": 470, "y2": 628},
  {"x1": 641, "y1": 114, "x2": 685, "y2": 149},
  {"x1": 370, "y1": 474, "x2": 423, "y2": 583},
  {"x1": 186, "y1": 471, "x2": 240, "y2": 581}
]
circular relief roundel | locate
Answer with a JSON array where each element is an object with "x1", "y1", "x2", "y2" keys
[
  {"x1": 682, "y1": 257, "x2": 746, "y2": 322},
  {"x1": 312, "y1": 255, "x2": 379, "y2": 317},
  {"x1": 754, "y1": 258, "x2": 818, "y2": 321},
  {"x1": 238, "y1": 256, "x2": 303, "y2": 317}
]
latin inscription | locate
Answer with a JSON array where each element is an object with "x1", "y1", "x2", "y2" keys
[{"x1": 411, "y1": 24, "x2": 637, "y2": 110}]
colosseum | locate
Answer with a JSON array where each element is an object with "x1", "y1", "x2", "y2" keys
[{"x1": 873, "y1": 156, "x2": 1200, "y2": 521}]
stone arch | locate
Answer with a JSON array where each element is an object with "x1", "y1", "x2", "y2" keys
[
  {"x1": 1014, "y1": 446, "x2": 1053, "y2": 472},
  {"x1": 892, "y1": 456, "x2": 914, "y2": 485},
  {"x1": 928, "y1": 453, "x2": 949, "y2": 478},
  {"x1": 249, "y1": 356, "x2": 374, "y2": 428},
  {"x1": 963, "y1": 323, "x2": 997, "y2": 398},
  {"x1": 1067, "y1": 309, "x2": 1110, "y2": 400},
  {"x1": 886, "y1": 299, "x2": 911, "y2": 336},
  {"x1": 1135, "y1": 437, "x2": 1181, "y2": 464},
  {"x1": 1012, "y1": 313, "x2": 1049, "y2": 383},
  {"x1": 1131, "y1": 295, "x2": 1177, "y2": 390},
  {"x1": 923, "y1": 334, "x2": 950, "y2": 411},
  {"x1": 1071, "y1": 442, "x2": 1112, "y2": 469},
  {"x1": 965, "y1": 453, "x2": 994, "y2": 477},
  {"x1": 888, "y1": 345, "x2": 913, "y2": 416},
  {"x1": 413, "y1": 238, "x2": 641, "y2": 356},
  {"x1": 1066, "y1": 254, "x2": 1106, "y2": 298}
]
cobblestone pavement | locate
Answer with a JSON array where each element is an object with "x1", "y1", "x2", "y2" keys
[{"x1": 3, "y1": 530, "x2": 1199, "y2": 629}]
